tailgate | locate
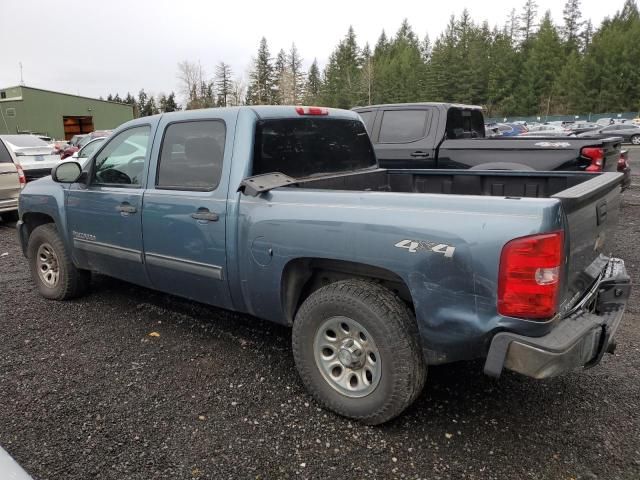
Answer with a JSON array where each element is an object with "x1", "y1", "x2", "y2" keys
[{"x1": 552, "y1": 172, "x2": 624, "y2": 310}]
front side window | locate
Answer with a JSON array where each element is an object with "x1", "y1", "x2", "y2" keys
[
  {"x1": 379, "y1": 110, "x2": 429, "y2": 143},
  {"x1": 78, "y1": 138, "x2": 105, "y2": 159},
  {"x1": 93, "y1": 126, "x2": 150, "y2": 186},
  {"x1": 252, "y1": 118, "x2": 376, "y2": 178},
  {"x1": 156, "y1": 120, "x2": 226, "y2": 191}
]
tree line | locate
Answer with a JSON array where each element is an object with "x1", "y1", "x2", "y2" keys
[{"x1": 107, "y1": 0, "x2": 640, "y2": 117}]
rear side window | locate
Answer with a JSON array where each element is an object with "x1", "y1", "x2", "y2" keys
[
  {"x1": 0, "y1": 141, "x2": 12, "y2": 163},
  {"x1": 157, "y1": 120, "x2": 226, "y2": 191},
  {"x1": 252, "y1": 118, "x2": 376, "y2": 178},
  {"x1": 379, "y1": 110, "x2": 429, "y2": 143}
]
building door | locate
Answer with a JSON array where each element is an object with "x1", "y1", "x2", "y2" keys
[{"x1": 63, "y1": 116, "x2": 94, "y2": 140}]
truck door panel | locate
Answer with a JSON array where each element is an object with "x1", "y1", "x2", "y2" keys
[
  {"x1": 66, "y1": 125, "x2": 152, "y2": 286},
  {"x1": 142, "y1": 118, "x2": 232, "y2": 309}
]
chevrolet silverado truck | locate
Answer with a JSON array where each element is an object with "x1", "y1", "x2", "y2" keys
[
  {"x1": 16, "y1": 106, "x2": 631, "y2": 424},
  {"x1": 353, "y1": 103, "x2": 631, "y2": 189}
]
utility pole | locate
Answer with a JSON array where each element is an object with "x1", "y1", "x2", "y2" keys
[{"x1": 19, "y1": 62, "x2": 25, "y2": 85}]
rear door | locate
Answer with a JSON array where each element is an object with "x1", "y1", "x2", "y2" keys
[
  {"x1": 141, "y1": 114, "x2": 234, "y2": 308},
  {"x1": 0, "y1": 140, "x2": 20, "y2": 212},
  {"x1": 370, "y1": 106, "x2": 438, "y2": 169}
]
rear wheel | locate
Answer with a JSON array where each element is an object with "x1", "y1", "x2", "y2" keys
[
  {"x1": 27, "y1": 223, "x2": 90, "y2": 300},
  {"x1": 631, "y1": 134, "x2": 640, "y2": 145},
  {"x1": 292, "y1": 279, "x2": 426, "y2": 424}
]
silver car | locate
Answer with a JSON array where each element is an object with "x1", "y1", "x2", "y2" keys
[
  {"x1": 0, "y1": 137, "x2": 24, "y2": 221},
  {"x1": 0, "y1": 135, "x2": 62, "y2": 182}
]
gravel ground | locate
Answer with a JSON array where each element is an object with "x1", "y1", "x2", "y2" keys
[{"x1": 1, "y1": 152, "x2": 640, "y2": 480}]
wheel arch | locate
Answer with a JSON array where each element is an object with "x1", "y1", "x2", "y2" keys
[
  {"x1": 19, "y1": 212, "x2": 57, "y2": 256},
  {"x1": 280, "y1": 257, "x2": 414, "y2": 325}
]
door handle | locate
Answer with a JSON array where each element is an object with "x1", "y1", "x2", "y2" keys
[
  {"x1": 116, "y1": 202, "x2": 137, "y2": 214},
  {"x1": 191, "y1": 208, "x2": 219, "y2": 222},
  {"x1": 410, "y1": 151, "x2": 430, "y2": 158}
]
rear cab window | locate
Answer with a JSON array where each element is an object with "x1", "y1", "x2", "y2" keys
[{"x1": 252, "y1": 117, "x2": 376, "y2": 178}]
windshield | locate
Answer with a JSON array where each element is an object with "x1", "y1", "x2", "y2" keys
[
  {"x1": 252, "y1": 118, "x2": 376, "y2": 178},
  {"x1": 0, "y1": 135, "x2": 49, "y2": 148}
]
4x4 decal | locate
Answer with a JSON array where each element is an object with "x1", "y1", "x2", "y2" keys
[{"x1": 394, "y1": 239, "x2": 455, "y2": 258}]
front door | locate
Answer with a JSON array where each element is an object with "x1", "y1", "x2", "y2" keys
[
  {"x1": 142, "y1": 117, "x2": 232, "y2": 308},
  {"x1": 66, "y1": 124, "x2": 153, "y2": 286}
]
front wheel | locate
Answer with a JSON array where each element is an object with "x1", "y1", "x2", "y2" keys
[
  {"x1": 27, "y1": 223, "x2": 90, "y2": 300},
  {"x1": 630, "y1": 134, "x2": 640, "y2": 145},
  {"x1": 292, "y1": 279, "x2": 426, "y2": 424}
]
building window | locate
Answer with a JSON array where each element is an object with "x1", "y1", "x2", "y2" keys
[
  {"x1": 0, "y1": 91, "x2": 6, "y2": 99},
  {"x1": 6, "y1": 108, "x2": 15, "y2": 118}
]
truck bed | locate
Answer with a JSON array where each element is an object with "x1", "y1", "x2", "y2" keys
[{"x1": 287, "y1": 168, "x2": 610, "y2": 199}]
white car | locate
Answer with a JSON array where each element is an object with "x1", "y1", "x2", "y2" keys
[{"x1": 0, "y1": 135, "x2": 62, "y2": 182}]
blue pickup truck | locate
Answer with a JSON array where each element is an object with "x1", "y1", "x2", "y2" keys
[{"x1": 17, "y1": 106, "x2": 631, "y2": 424}]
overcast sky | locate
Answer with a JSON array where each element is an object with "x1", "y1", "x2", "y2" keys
[{"x1": 0, "y1": 0, "x2": 625, "y2": 102}]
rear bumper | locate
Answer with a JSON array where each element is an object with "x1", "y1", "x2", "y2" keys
[{"x1": 484, "y1": 258, "x2": 631, "y2": 379}]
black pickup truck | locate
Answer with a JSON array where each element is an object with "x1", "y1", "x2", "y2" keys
[{"x1": 353, "y1": 103, "x2": 631, "y2": 188}]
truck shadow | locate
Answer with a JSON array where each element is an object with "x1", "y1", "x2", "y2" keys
[{"x1": 90, "y1": 273, "x2": 624, "y2": 434}]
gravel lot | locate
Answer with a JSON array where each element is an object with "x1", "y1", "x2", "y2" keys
[{"x1": 1, "y1": 151, "x2": 639, "y2": 480}]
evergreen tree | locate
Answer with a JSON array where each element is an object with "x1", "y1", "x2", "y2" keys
[
  {"x1": 113, "y1": 93, "x2": 122, "y2": 103},
  {"x1": 247, "y1": 37, "x2": 275, "y2": 105},
  {"x1": 137, "y1": 89, "x2": 148, "y2": 116},
  {"x1": 582, "y1": 19, "x2": 594, "y2": 51},
  {"x1": 304, "y1": 58, "x2": 322, "y2": 104},
  {"x1": 505, "y1": 8, "x2": 520, "y2": 45},
  {"x1": 321, "y1": 26, "x2": 362, "y2": 108},
  {"x1": 159, "y1": 92, "x2": 179, "y2": 112},
  {"x1": 562, "y1": 0, "x2": 584, "y2": 51},
  {"x1": 106, "y1": 94, "x2": 113, "y2": 101},
  {"x1": 215, "y1": 62, "x2": 233, "y2": 107},
  {"x1": 520, "y1": 0, "x2": 538, "y2": 44},
  {"x1": 517, "y1": 11, "x2": 564, "y2": 115},
  {"x1": 273, "y1": 48, "x2": 290, "y2": 105},
  {"x1": 289, "y1": 44, "x2": 305, "y2": 104}
]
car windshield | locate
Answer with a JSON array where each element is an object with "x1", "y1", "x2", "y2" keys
[
  {"x1": 0, "y1": 135, "x2": 49, "y2": 148},
  {"x1": 252, "y1": 118, "x2": 376, "y2": 178}
]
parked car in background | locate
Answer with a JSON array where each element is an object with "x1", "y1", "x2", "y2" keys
[
  {"x1": 0, "y1": 135, "x2": 62, "y2": 182},
  {"x1": 520, "y1": 124, "x2": 572, "y2": 136},
  {"x1": 569, "y1": 122, "x2": 600, "y2": 134},
  {"x1": 496, "y1": 122, "x2": 528, "y2": 136},
  {"x1": 68, "y1": 134, "x2": 87, "y2": 147},
  {"x1": 596, "y1": 118, "x2": 615, "y2": 126},
  {"x1": 70, "y1": 137, "x2": 106, "y2": 163},
  {"x1": 352, "y1": 103, "x2": 628, "y2": 190},
  {"x1": 484, "y1": 123, "x2": 500, "y2": 137},
  {"x1": 631, "y1": 117, "x2": 640, "y2": 126},
  {"x1": 0, "y1": 137, "x2": 26, "y2": 221},
  {"x1": 577, "y1": 123, "x2": 640, "y2": 145},
  {"x1": 61, "y1": 131, "x2": 111, "y2": 159}
]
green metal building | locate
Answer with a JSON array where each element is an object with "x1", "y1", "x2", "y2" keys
[{"x1": 0, "y1": 85, "x2": 134, "y2": 140}]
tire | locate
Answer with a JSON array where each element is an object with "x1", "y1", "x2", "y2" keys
[
  {"x1": 27, "y1": 223, "x2": 90, "y2": 300},
  {"x1": 631, "y1": 134, "x2": 640, "y2": 145},
  {"x1": 292, "y1": 279, "x2": 426, "y2": 425},
  {"x1": 1, "y1": 210, "x2": 19, "y2": 223}
]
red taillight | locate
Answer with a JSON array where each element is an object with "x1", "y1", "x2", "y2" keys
[
  {"x1": 295, "y1": 106, "x2": 329, "y2": 116},
  {"x1": 581, "y1": 146, "x2": 604, "y2": 172},
  {"x1": 498, "y1": 231, "x2": 564, "y2": 320},
  {"x1": 16, "y1": 164, "x2": 26, "y2": 188}
]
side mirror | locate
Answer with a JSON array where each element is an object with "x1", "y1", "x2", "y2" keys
[{"x1": 52, "y1": 161, "x2": 83, "y2": 183}]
